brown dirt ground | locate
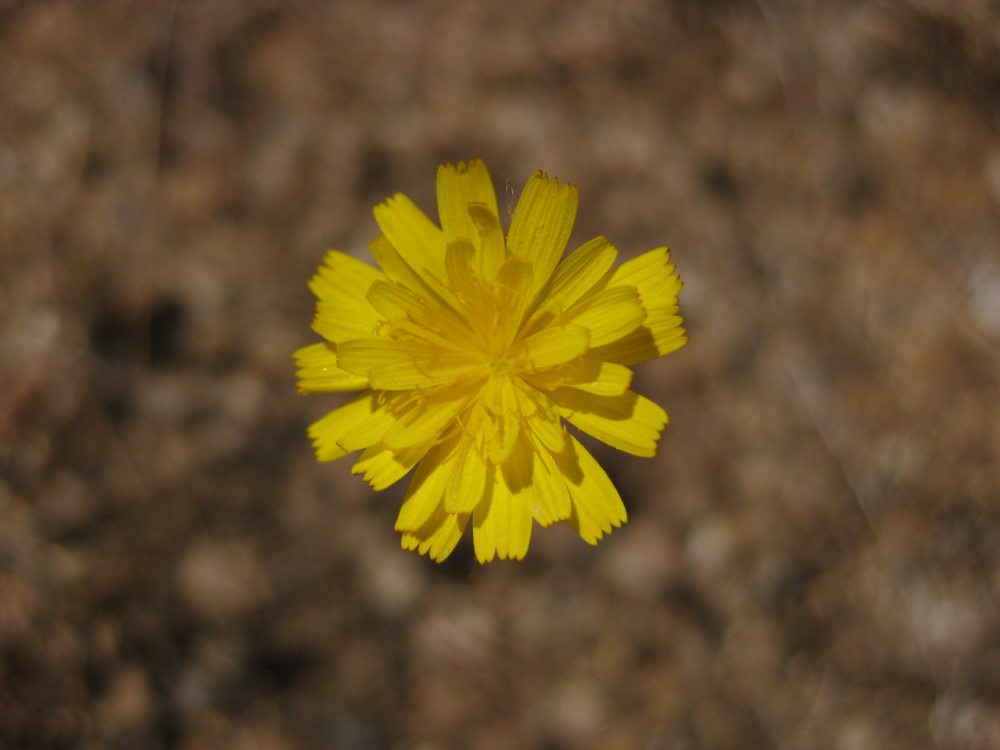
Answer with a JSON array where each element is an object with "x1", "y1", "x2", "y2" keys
[{"x1": 2, "y1": 1, "x2": 999, "y2": 748}]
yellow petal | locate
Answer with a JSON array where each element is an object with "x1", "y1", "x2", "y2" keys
[
  {"x1": 365, "y1": 279, "x2": 436, "y2": 322},
  {"x1": 523, "y1": 359, "x2": 632, "y2": 396},
  {"x1": 336, "y1": 337, "x2": 422, "y2": 376},
  {"x1": 507, "y1": 171, "x2": 578, "y2": 296},
  {"x1": 444, "y1": 239, "x2": 477, "y2": 297},
  {"x1": 472, "y1": 468, "x2": 533, "y2": 562},
  {"x1": 400, "y1": 503, "x2": 469, "y2": 562},
  {"x1": 528, "y1": 417, "x2": 565, "y2": 454},
  {"x1": 514, "y1": 385, "x2": 565, "y2": 453},
  {"x1": 352, "y1": 442, "x2": 427, "y2": 490},
  {"x1": 369, "y1": 231, "x2": 466, "y2": 321},
  {"x1": 336, "y1": 338, "x2": 482, "y2": 390},
  {"x1": 518, "y1": 325, "x2": 589, "y2": 371},
  {"x1": 309, "y1": 250, "x2": 386, "y2": 346},
  {"x1": 477, "y1": 378, "x2": 521, "y2": 463},
  {"x1": 395, "y1": 436, "x2": 460, "y2": 532},
  {"x1": 538, "y1": 236, "x2": 617, "y2": 314},
  {"x1": 550, "y1": 388, "x2": 668, "y2": 457},
  {"x1": 308, "y1": 250, "x2": 385, "y2": 302},
  {"x1": 381, "y1": 389, "x2": 474, "y2": 451},
  {"x1": 553, "y1": 437, "x2": 627, "y2": 544},
  {"x1": 370, "y1": 233, "x2": 435, "y2": 298},
  {"x1": 495, "y1": 257, "x2": 535, "y2": 330},
  {"x1": 337, "y1": 393, "x2": 408, "y2": 454},
  {"x1": 590, "y1": 247, "x2": 686, "y2": 363},
  {"x1": 313, "y1": 299, "x2": 383, "y2": 343},
  {"x1": 588, "y1": 312, "x2": 687, "y2": 365},
  {"x1": 307, "y1": 392, "x2": 381, "y2": 461},
  {"x1": 436, "y1": 160, "x2": 499, "y2": 245},
  {"x1": 366, "y1": 279, "x2": 471, "y2": 349},
  {"x1": 467, "y1": 202, "x2": 506, "y2": 279},
  {"x1": 294, "y1": 343, "x2": 369, "y2": 393},
  {"x1": 499, "y1": 427, "x2": 535, "y2": 494},
  {"x1": 373, "y1": 193, "x2": 447, "y2": 288},
  {"x1": 444, "y1": 434, "x2": 490, "y2": 514},
  {"x1": 530, "y1": 443, "x2": 572, "y2": 526},
  {"x1": 564, "y1": 285, "x2": 645, "y2": 347},
  {"x1": 608, "y1": 246, "x2": 682, "y2": 310}
]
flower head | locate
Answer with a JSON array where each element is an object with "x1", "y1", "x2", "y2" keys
[{"x1": 296, "y1": 160, "x2": 686, "y2": 562}]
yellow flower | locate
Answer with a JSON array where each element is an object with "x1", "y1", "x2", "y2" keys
[{"x1": 295, "y1": 160, "x2": 686, "y2": 563}]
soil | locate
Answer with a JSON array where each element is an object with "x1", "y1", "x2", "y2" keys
[{"x1": 1, "y1": 1, "x2": 999, "y2": 748}]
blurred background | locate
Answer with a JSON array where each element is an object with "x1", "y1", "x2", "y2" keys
[{"x1": 2, "y1": 1, "x2": 999, "y2": 748}]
